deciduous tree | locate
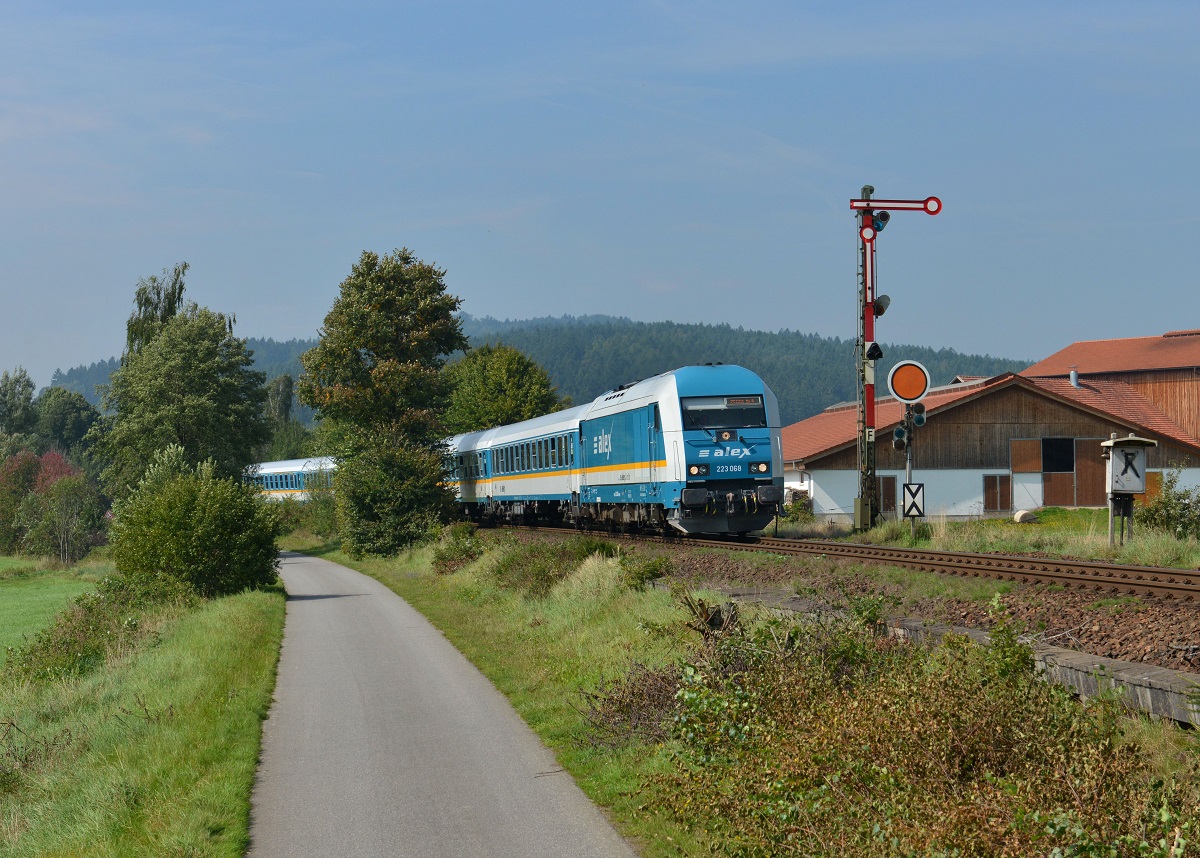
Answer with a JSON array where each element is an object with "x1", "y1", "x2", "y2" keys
[
  {"x1": 299, "y1": 248, "x2": 469, "y2": 555},
  {"x1": 34, "y1": 387, "x2": 99, "y2": 455},
  {"x1": 0, "y1": 367, "x2": 36, "y2": 435},
  {"x1": 0, "y1": 450, "x2": 40, "y2": 553},
  {"x1": 299, "y1": 248, "x2": 467, "y2": 444},
  {"x1": 19, "y1": 474, "x2": 104, "y2": 565},
  {"x1": 444, "y1": 343, "x2": 568, "y2": 434},
  {"x1": 96, "y1": 306, "x2": 269, "y2": 495},
  {"x1": 125, "y1": 261, "x2": 190, "y2": 358}
]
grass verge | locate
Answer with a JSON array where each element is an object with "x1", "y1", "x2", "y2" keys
[{"x1": 1, "y1": 586, "x2": 285, "y2": 857}]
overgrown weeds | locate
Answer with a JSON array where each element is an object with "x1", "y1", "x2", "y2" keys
[
  {"x1": 579, "y1": 582, "x2": 1200, "y2": 856},
  {"x1": 486, "y1": 533, "x2": 619, "y2": 597},
  {"x1": 3, "y1": 573, "x2": 195, "y2": 683},
  {"x1": 0, "y1": 718, "x2": 73, "y2": 794},
  {"x1": 431, "y1": 522, "x2": 485, "y2": 574}
]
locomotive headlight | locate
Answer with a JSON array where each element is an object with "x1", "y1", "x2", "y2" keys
[
  {"x1": 718, "y1": 430, "x2": 734, "y2": 442},
  {"x1": 688, "y1": 464, "x2": 710, "y2": 477},
  {"x1": 753, "y1": 462, "x2": 770, "y2": 474}
]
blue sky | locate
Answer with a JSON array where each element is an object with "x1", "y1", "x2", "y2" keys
[{"x1": 2, "y1": 1, "x2": 1197, "y2": 389}]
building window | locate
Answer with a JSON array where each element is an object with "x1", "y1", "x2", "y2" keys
[
  {"x1": 1042, "y1": 438, "x2": 1075, "y2": 473},
  {"x1": 983, "y1": 474, "x2": 1012, "y2": 512}
]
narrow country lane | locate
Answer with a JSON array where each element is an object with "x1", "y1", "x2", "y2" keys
[{"x1": 248, "y1": 552, "x2": 638, "y2": 858}]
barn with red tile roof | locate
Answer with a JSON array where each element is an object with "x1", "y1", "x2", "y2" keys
[{"x1": 782, "y1": 332, "x2": 1200, "y2": 521}]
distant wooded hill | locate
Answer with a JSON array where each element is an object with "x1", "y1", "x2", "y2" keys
[{"x1": 50, "y1": 315, "x2": 1030, "y2": 427}]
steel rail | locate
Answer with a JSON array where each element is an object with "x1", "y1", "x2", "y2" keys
[
  {"x1": 497, "y1": 525, "x2": 1200, "y2": 600},
  {"x1": 689, "y1": 536, "x2": 1200, "y2": 601}
]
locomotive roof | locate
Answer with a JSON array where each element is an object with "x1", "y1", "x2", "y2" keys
[{"x1": 447, "y1": 364, "x2": 776, "y2": 451}]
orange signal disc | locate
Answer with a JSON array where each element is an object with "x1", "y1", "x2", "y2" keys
[{"x1": 888, "y1": 361, "x2": 930, "y2": 403}]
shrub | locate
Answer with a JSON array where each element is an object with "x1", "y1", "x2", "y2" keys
[
  {"x1": 1137, "y1": 468, "x2": 1200, "y2": 540},
  {"x1": 618, "y1": 552, "x2": 673, "y2": 590},
  {"x1": 302, "y1": 469, "x2": 338, "y2": 538},
  {"x1": 110, "y1": 459, "x2": 281, "y2": 598},
  {"x1": 334, "y1": 439, "x2": 450, "y2": 557},
  {"x1": 648, "y1": 609, "x2": 1199, "y2": 857},
  {"x1": 432, "y1": 522, "x2": 484, "y2": 574}
]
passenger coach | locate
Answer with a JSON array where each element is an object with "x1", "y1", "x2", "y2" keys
[
  {"x1": 446, "y1": 364, "x2": 784, "y2": 535},
  {"x1": 248, "y1": 457, "x2": 336, "y2": 501}
]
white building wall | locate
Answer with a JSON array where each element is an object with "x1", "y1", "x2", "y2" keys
[
  {"x1": 1012, "y1": 473, "x2": 1043, "y2": 511},
  {"x1": 782, "y1": 467, "x2": 811, "y2": 500},
  {"x1": 809, "y1": 466, "x2": 1200, "y2": 524},
  {"x1": 1161, "y1": 468, "x2": 1200, "y2": 492},
  {"x1": 811, "y1": 468, "x2": 1044, "y2": 522},
  {"x1": 810, "y1": 471, "x2": 859, "y2": 519}
]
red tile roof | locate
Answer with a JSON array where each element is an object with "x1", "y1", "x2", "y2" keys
[
  {"x1": 782, "y1": 375, "x2": 1009, "y2": 463},
  {"x1": 1022, "y1": 330, "x2": 1200, "y2": 377},
  {"x1": 782, "y1": 373, "x2": 1200, "y2": 465}
]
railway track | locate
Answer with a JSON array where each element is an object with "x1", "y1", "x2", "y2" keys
[
  {"x1": 681, "y1": 536, "x2": 1200, "y2": 601},
  {"x1": 508, "y1": 524, "x2": 1200, "y2": 601}
]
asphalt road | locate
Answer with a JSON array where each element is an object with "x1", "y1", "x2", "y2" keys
[{"x1": 248, "y1": 552, "x2": 638, "y2": 858}]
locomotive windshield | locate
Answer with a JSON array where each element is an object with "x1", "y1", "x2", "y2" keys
[{"x1": 680, "y1": 395, "x2": 767, "y2": 430}]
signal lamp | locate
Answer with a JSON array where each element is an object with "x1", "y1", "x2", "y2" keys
[
  {"x1": 865, "y1": 341, "x2": 884, "y2": 361},
  {"x1": 873, "y1": 294, "x2": 891, "y2": 317},
  {"x1": 872, "y1": 210, "x2": 891, "y2": 232},
  {"x1": 893, "y1": 425, "x2": 908, "y2": 451},
  {"x1": 912, "y1": 403, "x2": 927, "y2": 427}
]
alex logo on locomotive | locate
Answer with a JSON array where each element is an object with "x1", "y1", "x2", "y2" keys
[
  {"x1": 592, "y1": 426, "x2": 613, "y2": 458},
  {"x1": 697, "y1": 447, "x2": 752, "y2": 458}
]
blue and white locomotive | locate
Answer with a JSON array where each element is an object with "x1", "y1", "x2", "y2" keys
[{"x1": 445, "y1": 364, "x2": 784, "y2": 535}]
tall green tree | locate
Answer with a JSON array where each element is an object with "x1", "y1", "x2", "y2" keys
[
  {"x1": 299, "y1": 248, "x2": 468, "y2": 556},
  {"x1": 0, "y1": 367, "x2": 36, "y2": 436},
  {"x1": 34, "y1": 387, "x2": 99, "y2": 454},
  {"x1": 265, "y1": 374, "x2": 294, "y2": 426},
  {"x1": 96, "y1": 306, "x2": 269, "y2": 495},
  {"x1": 299, "y1": 248, "x2": 467, "y2": 445},
  {"x1": 444, "y1": 344, "x2": 568, "y2": 434},
  {"x1": 125, "y1": 261, "x2": 190, "y2": 359},
  {"x1": 260, "y1": 374, "x2": 311, "y2": 460}
]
